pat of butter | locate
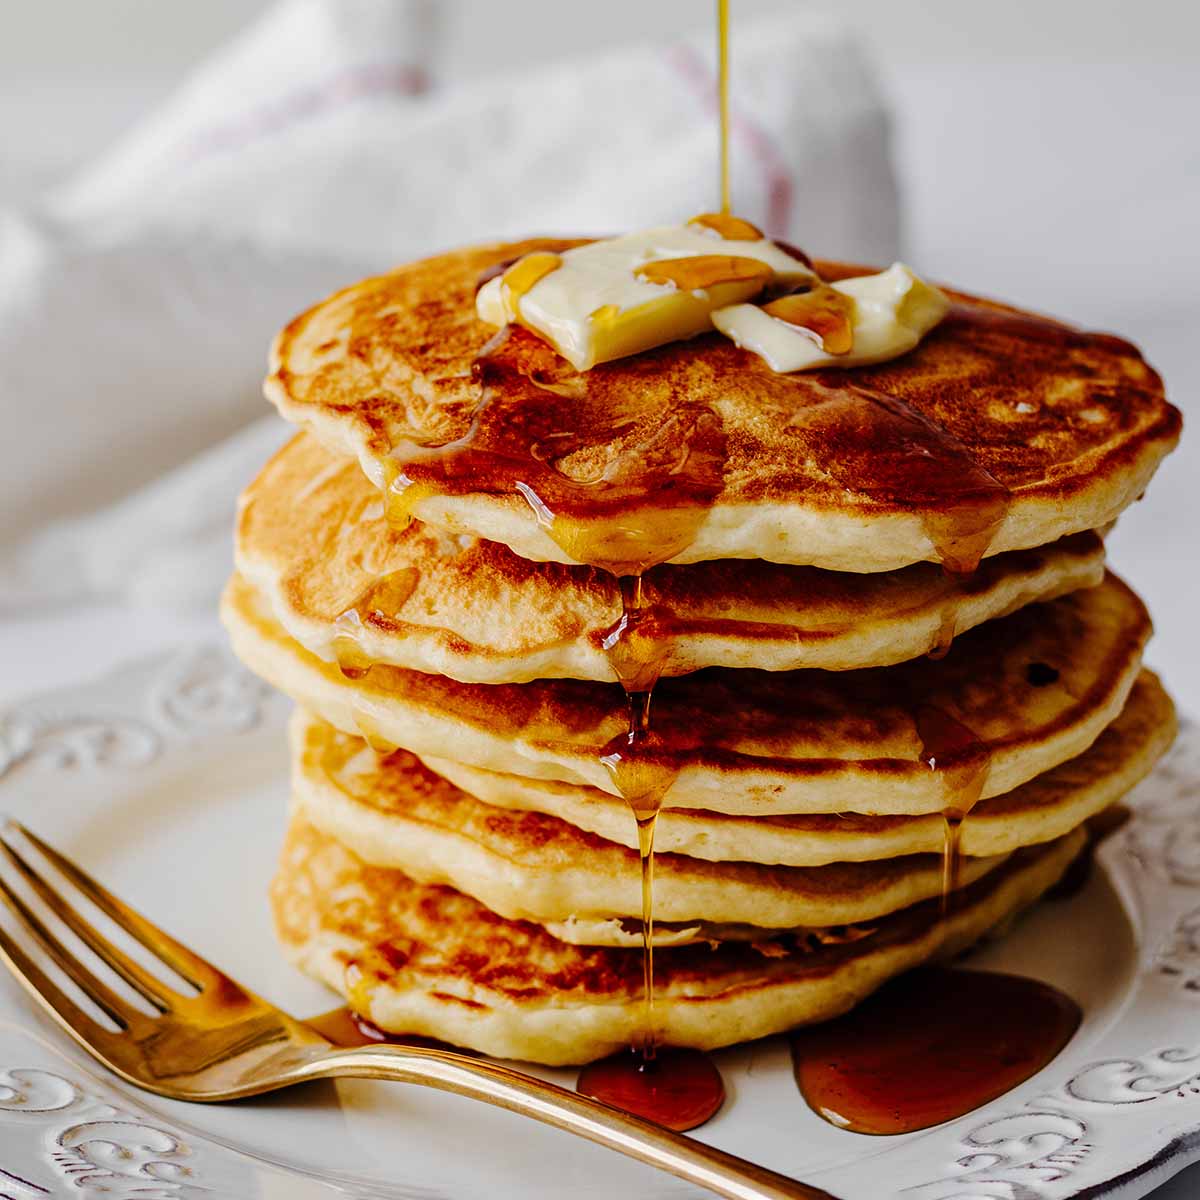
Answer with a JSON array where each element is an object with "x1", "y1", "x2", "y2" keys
[
  {"x1": 476, "y1": 225, "x2": 812, "y2": 371},
  {"x1": 711, "y1": 263, "x2": 950, "y2": 372}
]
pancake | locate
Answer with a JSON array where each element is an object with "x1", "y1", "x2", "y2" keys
[
  {"x1": 265, "y1": 240, "x2": 1179, "y2": 573},
  {"x1": 223, "y1": 570, "x2": 1150, "y2": 815},
  {"x1": 238, "y1": 432, "x2": 1107, "y2": 683},
  {"x1": 423, "y1": 670, "x2": 1174, "y2": 865},
  {"x1": 272, "y1": 815, "x2": 1084, "y2": 1064},
  {"x1": 289, "y1": 707, "x2": 1004, "y2": 935}
]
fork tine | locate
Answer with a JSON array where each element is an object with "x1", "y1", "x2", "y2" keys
[
  {"x1": 0, "y1": 832, "x2": 173, "y2": 1012},
  {"x1": 0, "y1": 905, "x2": 133, "y2": 1048},
  {"x1": 13, "y1": 821, "x2": 226, "y2": 992},
  {"x1": 0, "y1": 866, "x2": 150, "y2": 1030}
]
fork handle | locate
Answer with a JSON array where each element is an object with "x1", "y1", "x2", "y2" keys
[{"x1": 310, "y1": 1044, "x2": 839, "y2": 1200}]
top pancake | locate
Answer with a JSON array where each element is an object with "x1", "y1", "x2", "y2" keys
[{"x1": 266, "y1": 239, "x2": 1179, "y2": 572}]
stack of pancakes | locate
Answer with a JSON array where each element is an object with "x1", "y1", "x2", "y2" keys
[{"x1": 223, "y1": 241, "x2": 1181, "y2": 1066}]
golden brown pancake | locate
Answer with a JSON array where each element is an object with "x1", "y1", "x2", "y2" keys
[
  {"x1": 238, "y1": 432, "x2": 1107, "y2": 683},
  {"x1": 272, "y1": 815, "x2": 1084, "y2": 1064},
  {"x1": 265, "y1": 240, "x2": 1179, "y2": 572},
  {"x1": 422, "y1": 670, "x2": 1174, "y2": 865},
  {"x1": 289, "y1": 707, "x2": 1005, "y2": 934},
  {"x1": 223, "y1": 569, "x2": 1150, "y2": 815}
]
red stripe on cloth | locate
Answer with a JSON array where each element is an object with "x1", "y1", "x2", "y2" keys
[
  {"x1": 663, "y1": 42, "x2": 794, "y2": 238},
  {"x1": 181, "y1": 61, "x2": 430, "y2": 162}
]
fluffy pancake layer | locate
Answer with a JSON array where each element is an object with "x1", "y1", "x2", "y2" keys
[
  {"x1": 420, "y1": 670, "x2": 1174, "y2": 865},
  {"x1": 238, "y1": 433, "x2": 1108, "y2": 683},
  {"x1": 289, "y1": 708, "x2": 1005, "y2": 935},
  {"x1": 265, "y1": 241, "x2": 1179, "y2": 571},
  {"x1": 272, "y1": 815, "x2": 1085, "y2": 1064},
  {"x1": 223, "y1": 570, "x2": 1150, "y2": 815}
]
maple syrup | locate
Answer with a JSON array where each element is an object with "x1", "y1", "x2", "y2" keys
[
  {"x1": 764, "y1": 284, "x2": 856, "y2": 355},
  {"x1": 926, "y1": 604, "x2": 957, "y2": 661},
  {"x1": 577, "y1": 1045, "x2": 725, "y2": 1131},
  {"x1": 913, "y1": 703, "x2": 991, "y2": 911},
  {"x1": 497, "y1": 252, "x2": 563, "y2": 326},
  {"x1": 598, "y1": 576, "x2": 683, "y2": 1055},
  {"x1": 332, "y1": 567, "x2": 422, "y2": 680},
  {"x1": 689, "y1": 212, "x2": 763, "y2": 241},
  {"x1": 635, "y1": 254, "x2": 773, "y2": 291},
  {"x1": 764, "y1": 379, "x2": 1013, "y2": 576},
  {"x1": 791, "y1": 967, "x2": 1081, "y2": 1134}
]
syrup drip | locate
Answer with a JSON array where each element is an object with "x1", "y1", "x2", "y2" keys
[
  {"x1": 635, "y1": 255, "x2": 772, "y2": 292},
  {"x1": 496, "y1": 252, "x2": 563, "y2": 326},
  {"x1": 926, "y1": 604, "x2": 957, "y2": 661},
  {"x1": 599, "y1": 576, "x2": 681, "y2": 1057},
  {"x1": 386, "y1": 326, "x2": 728, "y2": 576},
  {"x1": 767, "y1": 380, "x2": 1013, "y2": 574},
  {"x1": 332, "y1": 567, "x2": 421, "y2": 680},
  {"x1": 577, "y1": 1046, "x2": 725, "y2": 1131},
  {"x1": 351, "y1": 708, "x2": 399, "y2": 755},
  {"x1": 914, "y1": 704, "x2": 990, "y2": 914},
  {"x1": 689, "y1": 212, "x2": 763, "y2": 241},
  {"x1": 791, "y1": 968, "x2": 1081, "y2": 1134},
  {"x1": 385, "y1": 326, "x2": 725, "y2": 1076},
  {"x1": 764, "y1": 284, "x2": 856, "y2": 355}
]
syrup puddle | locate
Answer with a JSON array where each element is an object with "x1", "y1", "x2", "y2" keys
[{"x1": 790, "y1": 967, "x2": 1080, "y2": 1135}]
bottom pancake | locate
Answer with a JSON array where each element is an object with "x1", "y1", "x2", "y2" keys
[{"x1": 272, "y1": 816, "x2": 1085, "y2": 1066}]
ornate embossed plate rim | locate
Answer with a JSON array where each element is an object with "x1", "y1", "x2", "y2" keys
[{"x1": 0, "y1": 644, "x2": 1196, "y2": 1200}]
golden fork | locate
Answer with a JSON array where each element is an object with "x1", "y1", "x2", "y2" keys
[{"x1": 0, "y1": 819, "x2": 838, "y2": 1200}]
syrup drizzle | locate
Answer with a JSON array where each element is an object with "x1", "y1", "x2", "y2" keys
[
  {"x1": 791, "y1": 968, "x2": 1081, "y2": 1134},
  {"x1": 764, "y1": 284, "x2": 856, "y2": 355},
  {"x1": 333, "y1": 567, "x2": 422, "y2": 680},
  {"x1": 689, "y1": 212, "x2": 764, "y2": 241},
  {"x1": 914, "y1": 703, "x2": 991, "y2": 915},
  {"x1": 635, "y1": 255, "x2": 772, "y2": 291}
]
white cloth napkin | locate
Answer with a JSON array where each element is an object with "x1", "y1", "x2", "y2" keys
[{"x1": 0, "y1": 0, "x2": 899, "y2": 611}]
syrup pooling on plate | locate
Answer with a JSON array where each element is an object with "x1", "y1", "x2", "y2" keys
[{"x1": 790, "y1": 967, "x2": 1081, "y2": 1134}]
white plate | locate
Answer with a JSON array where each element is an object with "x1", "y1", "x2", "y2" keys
[{"x1": 0, "y1": 644, "x2": 1198, "y2": 1200}]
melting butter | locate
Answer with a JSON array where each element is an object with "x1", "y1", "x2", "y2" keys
[
  {"x1": 476, "y1": 224, "x2": 811, "y2": 371},
  {"x1": 712, "y1": 263, "x2": 950, "y2": 372}
]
